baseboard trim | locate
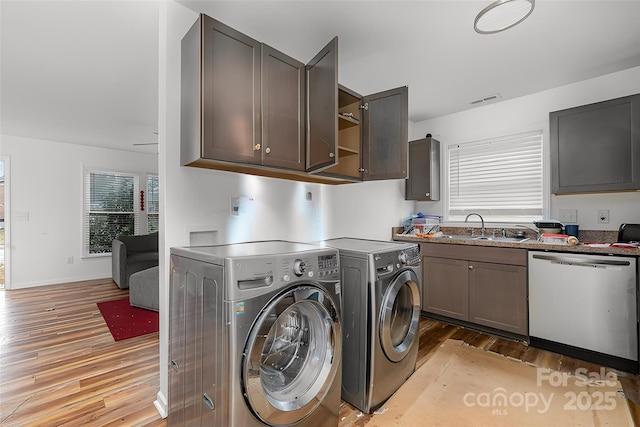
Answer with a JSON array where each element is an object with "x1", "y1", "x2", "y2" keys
[{"x1": 154, "y1": 390, "x2": 169, "y2": 419}]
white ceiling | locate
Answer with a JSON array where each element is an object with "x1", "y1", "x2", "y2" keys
[{"x1": 2, "y1": 0, "x2": 640, "y2": 154}]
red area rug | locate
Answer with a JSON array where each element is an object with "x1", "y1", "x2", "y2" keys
[{"x1": 97, "y1": 297, "x2": 159, "y2": 341}]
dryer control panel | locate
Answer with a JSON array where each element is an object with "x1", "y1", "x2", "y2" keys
[
  {"x1": 282, "y1": 252, "x2": 340, "y2": 282},
  {"x1": 400, "y1": 245, "x2": 420, "y2": 266}
]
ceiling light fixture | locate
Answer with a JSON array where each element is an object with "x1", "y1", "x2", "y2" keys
[{"x1": 474, "y1": 0, "x2": 535, "y2": 34}]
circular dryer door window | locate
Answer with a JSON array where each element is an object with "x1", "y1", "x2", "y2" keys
[
  {"x1": 379, "y1": 269, "x2": 421, "y2": 362},
  {"x1": 242, "y1": 285, "x2": 342, "y2": 426}
]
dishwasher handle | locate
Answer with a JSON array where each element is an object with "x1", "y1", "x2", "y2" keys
[{"x1": 531, "y1": 253, "x2": 631, "y2": 268}]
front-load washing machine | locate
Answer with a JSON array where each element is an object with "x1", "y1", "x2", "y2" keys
[
  {"x1": 169, "y1": 241, "x2": 342, "y2": 427},
  {"x1": 319, "y1": 238, "x2": 421, "y2": 414}
]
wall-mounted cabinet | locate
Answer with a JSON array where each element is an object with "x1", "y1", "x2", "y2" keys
[
  {"x1": 181, "y1": 14, "x2": 341, "y2": 183},
  {"x1": 320, "y1": 85, "x2": 409, "y2": 181},
  {"x1": 550, "y1": 93, "x2": 640, "y2": 194},
  {"x1": 181, "y1": 13, "x2": 408, "y2": 185},
  {"x1": 405, "y1": 135, "x2": 440, "y2": 200}
]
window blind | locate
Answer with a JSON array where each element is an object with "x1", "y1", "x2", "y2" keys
[
  {"x1": 448, "y1": 130, "x2": 543, "y2": 222},
  {"x1": 84, "y1": 170, "x2": 139, "y2": 255}
]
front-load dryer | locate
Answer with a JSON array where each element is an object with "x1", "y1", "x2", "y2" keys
[
  {"x1": 169, "y1": 241, "x2": 342, "y2": 427},
  {"x1": 319, "y1": 237, "x2": 421, "y2": 414}
]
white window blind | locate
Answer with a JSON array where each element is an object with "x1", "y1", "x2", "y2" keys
[
  {"x1": 147, "y1": 174, "x2": 159, "y2": 233},
  {"x1": 84, "y1": 170, "x2": 139, "y2": 255},
  {"x1": 448, "y1": 130, "x2": 543, "y2": 222}
]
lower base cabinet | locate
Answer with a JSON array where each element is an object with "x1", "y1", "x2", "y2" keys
[{"x1": 421, "y1": 244, "x2": 528, "y2": 335}]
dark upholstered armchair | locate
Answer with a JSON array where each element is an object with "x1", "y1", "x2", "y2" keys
[{"x1": 111, "y1": 232, "x2": 159, "y2": 289}]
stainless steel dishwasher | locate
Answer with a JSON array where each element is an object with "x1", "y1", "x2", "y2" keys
[{"x1": 528, "y1": 251, "x2": 638, "y2": 373}]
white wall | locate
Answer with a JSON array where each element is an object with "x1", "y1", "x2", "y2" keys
[
  {"x1": 412, "y1": 66, "x2": 640, "y2": 230},
  {"x1": 0, "y1": 134, "x2": 158, "y2": 289}
]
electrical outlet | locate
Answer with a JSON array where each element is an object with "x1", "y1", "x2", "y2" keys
[
  {"x1": 559, "y1": 209, "x2": 577, "y2": 223},
  {"x1": 14, "y1": 212, "x2": 30, "y2": 221},
  {"x1": 67, "y1": 256, "x2": 74, "y2": 264},
  {"x1": 597, "y1": 209, "x2": 609, "y2": 223}
]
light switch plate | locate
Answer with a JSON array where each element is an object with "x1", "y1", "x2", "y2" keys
[{"x1": 559, "y1": 209, "x2": 577, "y2": 223}]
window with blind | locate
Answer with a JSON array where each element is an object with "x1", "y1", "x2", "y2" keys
[
  {"x1": 84, "y1": 170, "x2": 140, "y2": 255},
  {"x1": 448, "y1": 130, "x2": 543, "y2": 222}
]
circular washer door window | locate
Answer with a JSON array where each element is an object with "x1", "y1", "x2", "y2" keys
[
  {"x1": 379, "y1": 269, "x2": 421, "y2": 362},
  {"x1": 242, "y1": 285, "x2": 341, "y2": 426}
]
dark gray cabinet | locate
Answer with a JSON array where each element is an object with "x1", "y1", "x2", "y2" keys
[
  {"x1": 306, "y1": 37, "x2": 339, "y2": 172},
  {"x1": 182, "y1": 14, "x2": 262, "y2": 166},
  {"x1": 262, "y1": 44, "x2": 306, "y2": 171},
  {"x1": 321, "y1": 85, "x2": 409, "y2": 181},
  {"x1": 181, "y1": 14, "x2": 328, "y2": 180},
  {"x1": 550, "y1": 93, "x2": 640, "y2": 194},
  {"x1": 421, "y1": 244, "x2": 528, "y2": 336},
  {"x1": 181, "y1": 13, "x2": 408, "y2": 184},
  {"x1": 405, "y1": 135, "x2": 440, "y2": 200}
]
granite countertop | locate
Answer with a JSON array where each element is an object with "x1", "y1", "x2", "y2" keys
[{"x1": 392, "y1": 227, "x2": 640, "y2": 257}]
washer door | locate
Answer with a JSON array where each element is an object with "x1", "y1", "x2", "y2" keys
[
  {"x1": 242, "y1": 285, "x2": 341, "y2": 426},
  {"x1": 379, "y1": 269, "x2": 421, "y2": 362}
]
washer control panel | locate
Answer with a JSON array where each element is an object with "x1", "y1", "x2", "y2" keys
[{"x1": 282, "y1": 251, "x2": 339, "y2": 282}]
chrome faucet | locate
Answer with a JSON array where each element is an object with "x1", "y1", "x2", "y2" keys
[{"x1": 465, "y1": 213, "x2": 485, "y2": 237}]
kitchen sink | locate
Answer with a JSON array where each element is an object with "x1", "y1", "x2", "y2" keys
[
  {"x1": 472, "y1": 236, "x2": 530, "y2": 243},
  {"x1": 438, "y1": 235, "x2": 530, "y2": 243}
]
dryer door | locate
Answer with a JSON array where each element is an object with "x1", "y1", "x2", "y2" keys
[
  {"x1": 242, "y1": 285, "x2": 342, "y2": 426},
  {"x1": 379, "y1": 269, "x2": 421, "y2": 362}
]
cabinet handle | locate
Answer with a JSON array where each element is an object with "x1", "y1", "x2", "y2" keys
[
  {"x1": 468, "y1": 265, "x2": 474, "y2": 270},
  {"x1": 425, "y1": 193, "x2": 430, "y2": 197},
  {"x1": 203, "y1": 393, "x2": 215, "y2": 411},
  {"x1": 254, "y1": 144, "x2": 261, "y2": 150},
  {"x1": 329, "y1": 152, "x2": 335, "y2": 158},
  {"x1": 171, "y1": 360, "x2": 179, "y2": 372},
  {"x1": 265, "y1": 147, "x2": 271, "y2": 154}
]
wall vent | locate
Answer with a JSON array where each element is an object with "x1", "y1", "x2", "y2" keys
[{"x1": 468, "y1": 93, "x2": 502, "y2": 105}]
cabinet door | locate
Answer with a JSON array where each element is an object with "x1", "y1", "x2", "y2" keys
[
  {"x1": 362, "y1": 86, "x2": 408, "y2": 180},
  {"x1": 201, "y1": 15, "x2": 261, "y2": 164},
  {"x1": 550, "y1": 93, "x2": 640, "y2": 193},
  {"x1": 468, "y1": 262, "x2": 527, "y2": 335},
  {"x1": 262, "y1": 44, "x2": 305, "y2": 171},
  {"x1": 422, "y1": 256, "x2": 469, "y2": 320},
  {"x1": 406, "y1": 137, "x2": 440, "y2": 200},
  {"x1": 306, "y1": 37, "x2": 338, "y2": 172}
]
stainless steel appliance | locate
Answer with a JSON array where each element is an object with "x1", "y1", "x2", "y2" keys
[
  {"x1": 320, "y1": 238, "x2": 421, "y2": 413},
  {"x1": 618, "y1": 223, "x2": 640, "y2": 243},
  {"x1": 528, "y1": 251, "x2": 638, "y2": 373},
  {"x1": 169, "y1": 241, "x2": 342, "y2": 426}
]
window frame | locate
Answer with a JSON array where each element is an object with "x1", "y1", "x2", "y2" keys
[
  {"x1": 82, "y1": 168, "x2": 157, "y2": 257},
  {"x1": 445, "y1": 130, "x2": 546, "y2": 224}
]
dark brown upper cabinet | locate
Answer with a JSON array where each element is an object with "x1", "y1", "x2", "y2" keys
[
  {"x1": 320, "y1": 85, "x2": 409, "y2": 181},
  {"x1": 550, "y1": 93, "x2": 640, "y2": 194},
  {"x1": 262, "y1": 44, "x2": 306, "y2": 171},
  {"x1": 181, "y1": 14, "x2": 408, "y2": 184},
  {"x1": 194, "y1": 14, "x2": 261, "y2": 165},
  {"x1": 182, "y1": 14, "x2": 333, "y2": 182},
  {"x1": 405, "y1": 135, "x2": 440, "y2": 201},
  {"x1": 306, "y1": 37, "x2": 339, "y2": 172}
]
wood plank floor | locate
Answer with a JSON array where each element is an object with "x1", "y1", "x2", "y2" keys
[{"x1": 1, "y1": 279, "x2": 638, "y2": 426}]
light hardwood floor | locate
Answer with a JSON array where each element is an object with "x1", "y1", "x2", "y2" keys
[{"x1": 1, "y1": 279, "x2": 638, "y2": 426}]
